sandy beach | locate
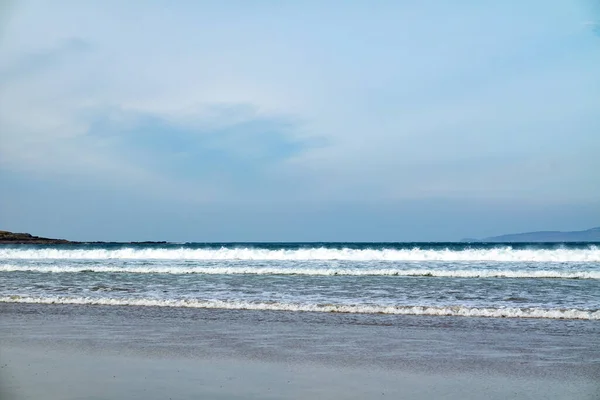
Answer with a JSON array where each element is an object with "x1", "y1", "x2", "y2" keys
[{"x1": 1, "y1": 303, "x2": 598, "y2": 400}]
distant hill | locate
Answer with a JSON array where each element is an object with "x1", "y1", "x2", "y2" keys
[
  {"x1": 463, "y1": 227, "x2": 600, "y2": 243},
  {"x1": 0, "y1": 230, "x2": 72, "y2": 244}
]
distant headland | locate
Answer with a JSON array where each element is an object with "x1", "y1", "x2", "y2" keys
[
  {"x1": 0, "y1": 230, "x2": 72, "y2": 244},
  {"x1": 462, "y1": 227, "x2": 600, "y2": 243},
  {"x1": 0, "y1": 230, "x2": 167, "y2": 245}
]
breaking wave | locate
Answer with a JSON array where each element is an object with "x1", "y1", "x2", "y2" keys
[
  {"x1": 1, "y1": 264, "x2": 599, "y2": 279},
  {"x1": 1, "y1": 246, "x2": 599, "y2": 262},
  {"x1": 1, "y1": 295, "x2": 598, "y2": 320}
]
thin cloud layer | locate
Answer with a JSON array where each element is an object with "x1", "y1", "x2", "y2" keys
[{"x1": 1, "y1": 1, "x2": 599, "y2": 240}]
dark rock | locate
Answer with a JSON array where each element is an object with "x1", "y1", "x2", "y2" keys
[
  {"x1": 0, "y1": 230, "x2": 73, "y2": 244},
  {"x1": 0, "y1": 230, "x2": 170, "y2": 245}
]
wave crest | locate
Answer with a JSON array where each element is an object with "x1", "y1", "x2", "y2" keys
[
  {"x1": 1, "y1": 246, "x2": 599, "y2": 262},
  {"x1": 1, "y1": 264, "x2": 598, "y2": 279},
  {"x1": 1, "y1": 296, "x2": 598, "y2": 320}
]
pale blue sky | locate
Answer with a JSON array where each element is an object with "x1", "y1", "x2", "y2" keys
[{"x1": 0, "y1": 0, "x2": 599, "y2": 241}]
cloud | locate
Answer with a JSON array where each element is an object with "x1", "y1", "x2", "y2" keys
[
  {"x1": 0, "y1": 37, "x2": 90, "y2": 82},
  {"x1": 1, "y1": 100, "x2": 315, "y2": 203},
  {"x1": 1, "y1": 0, "x2": 599, "y2": 208},
  {"x1": 0, "y1": 34, "x2": 307, "y2": 201},
  {"x1": 83, "y1": 105, "x2": 317, "y2": 197},
  {"x1": 0, "y1": 0, "x2": 16, "y2": 41},
  {"x1": 584, "y1": 21, "x2": 600, "y2": 36}
]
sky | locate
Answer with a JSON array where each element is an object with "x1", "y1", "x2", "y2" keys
[{"x1": 0, "y1": 0, "x2": 599, "y2": 242}]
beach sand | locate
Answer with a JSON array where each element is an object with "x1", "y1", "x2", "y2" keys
[{"x1": 1, "y1": 303, "x2": 599, "y2": 399}]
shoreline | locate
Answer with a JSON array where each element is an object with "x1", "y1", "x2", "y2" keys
[
  {"x1": 2, "y1": 303, "x2": 599, "y2": 399},
  {"x1": 2, "y1": 303, "x2": 599, "y2": 378},
  {"x1": 1, "y1": 296, "x2": 598, "y2": 320}
]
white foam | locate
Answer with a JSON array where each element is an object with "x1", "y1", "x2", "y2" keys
[
  {"x1": 1, "y1": 246, "x2": 599, "y2": 262},
  {"x1": 1, "y1": 264, "x2": 598, "y2": 279},
  {"x1": 1, "y1": 295, "x2": 598, "y2": 320}
]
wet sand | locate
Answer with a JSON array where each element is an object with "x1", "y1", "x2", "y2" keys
[{"x1": 1, "y1": 304, "x2": 599, "y2": 399}]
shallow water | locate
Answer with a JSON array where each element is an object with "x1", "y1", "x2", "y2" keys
[
  {"x1": 1, "y1": 242, "x2": 599, "y2": 319},
  {"x1": 1, "y1": 303, "x2": 599, "y2": 399}
]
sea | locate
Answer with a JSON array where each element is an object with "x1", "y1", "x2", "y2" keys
[{"x1": 1, "y1": 242, "x2": 599, "y2": 320}]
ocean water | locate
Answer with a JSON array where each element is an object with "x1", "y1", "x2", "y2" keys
[{"x1": 1, "y1": 242, "x2": 599, "y2": 320}]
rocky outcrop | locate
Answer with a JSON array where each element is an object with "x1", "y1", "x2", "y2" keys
[
  {"x1": 0, "y1": 230, "x2": 168, "y2": 244},
  {"x1": 0, "y1": 230, "x2": 72, "y2": 244}
]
